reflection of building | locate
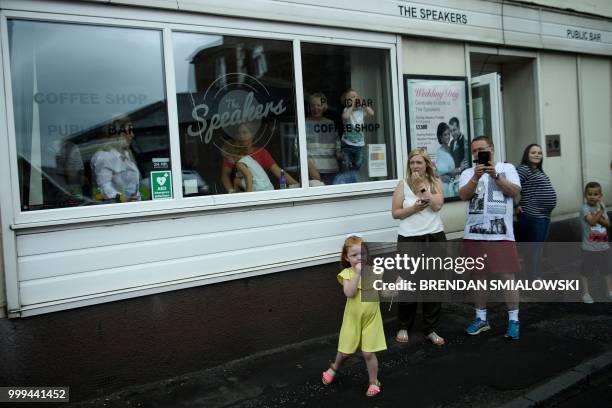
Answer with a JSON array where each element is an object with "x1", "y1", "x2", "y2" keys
[
  {"x1": 43, "y1": 101, "x2": 171, "y2": 206},
  {"x1": 178, "y1": 37, "x2": 297, "y2": 192},
  {"x1": 189, "y1": 37, "x2": 290, "y2": 94}
]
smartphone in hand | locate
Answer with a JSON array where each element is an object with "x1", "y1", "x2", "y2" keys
[{"x1": 477, "y1": 151, "x2": 491, "y2": 165}]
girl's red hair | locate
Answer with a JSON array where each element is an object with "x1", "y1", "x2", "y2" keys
[{"x1": 340, "y1": 235, "x2": 365, "y2": 268}]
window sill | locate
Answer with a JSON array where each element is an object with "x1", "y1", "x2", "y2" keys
[{"x1": 10, "y1": 180, "x2": 397, "y2": 231}]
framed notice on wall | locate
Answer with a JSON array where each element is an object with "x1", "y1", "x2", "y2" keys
[{"x1": 404, "y1": 75, "x2": 471, "y2": 202}]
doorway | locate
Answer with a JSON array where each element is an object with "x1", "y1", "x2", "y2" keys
[{"x1": 470, "y1": 50, "x2": 539, "y2": 165}]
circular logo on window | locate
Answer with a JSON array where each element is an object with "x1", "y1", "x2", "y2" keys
[{"x1": 187, "y1": 73, "x2": 287, "y2": 158}]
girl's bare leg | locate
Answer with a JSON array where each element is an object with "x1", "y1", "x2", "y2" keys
[
  {"x1": 332, "y1": 352, "x2": 348, "y2": 371},
  {"x1": 362, "y1": 352, "x2": 378, "y2": 384}
]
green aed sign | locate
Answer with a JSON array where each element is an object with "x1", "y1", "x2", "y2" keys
[{"x1": 150, "y1": 171, "x2": 172, "y2": 200}]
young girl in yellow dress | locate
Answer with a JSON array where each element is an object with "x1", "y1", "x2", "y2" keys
[{"x1": 321, "y1": 235, "x2": 387, "y2": 397}]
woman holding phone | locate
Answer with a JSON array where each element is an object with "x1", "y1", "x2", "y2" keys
[{"x1": 390, "y1": 148, "x2": 447, "y2": 346}]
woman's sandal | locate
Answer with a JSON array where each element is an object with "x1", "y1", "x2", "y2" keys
[
  {"x1": 427, "y1": 331, "x2": 446, "y2": 346},
  {"x1": 395, "y1": 329, "x2": 409, "y2": 343},
  {"x1": 366, "y1": 380, "x2": 381, "y2": 397},
  {"x1": 321, "y1": 364, "x2": 337, "y2": 385}
]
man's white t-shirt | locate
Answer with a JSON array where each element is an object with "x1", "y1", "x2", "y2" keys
[{"x1": 458, "y1": 162, "x2": 521, "y2": 241}]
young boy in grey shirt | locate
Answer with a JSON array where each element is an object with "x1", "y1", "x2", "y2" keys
[{"x1": 579, "y1": 181, "x2": 611, "y2": 303}]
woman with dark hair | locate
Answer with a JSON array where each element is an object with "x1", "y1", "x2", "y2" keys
[
  {"x1": 434, "y1": 122, "x2": 461, "y2": 197},
  {"x1": 517, "y1": 143, "x2": 557, "y2": 280}
]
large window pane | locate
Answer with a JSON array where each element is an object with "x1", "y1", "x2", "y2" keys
[
  {"x1": 300, "y1": 43, "x2": 396, "y2": 185},
  {"x1": 8, "y1": 21, "x2": 170, "y2": 210},
  {"x1": 173, "y1": 32, "x2": 299, "y2": 195}
]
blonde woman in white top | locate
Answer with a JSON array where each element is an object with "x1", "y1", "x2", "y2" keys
[{"x1": 391, "y1": 148, "x2": 447, "y2": 346}]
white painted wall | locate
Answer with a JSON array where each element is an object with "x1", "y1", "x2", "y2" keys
[
  {"x1": 102, "y1": 0, "x2": 612, "y2": 20},
  {"x1": 402, "y1": 37, "x2": 467, "y2": 77},
  {"x1": 16, "y1": 196, "x2": 399, "y2": 312},
  {"x1": 402, "y1": 36, "x2": 468, "y2": 234},
  {"x1": 6, "y1": 0, "x2": 611, "y2": 55},
  {"x1": 539, "y1": 52, "x2": 584, "y2": 215},
  {"x1": 518, "y1": 0, "x2": 612, "y2": 19},
  {"x1": 502, "y1": 60, "x2": 538, "y2": 165},
  {"x1": 578, "y1": 55, "x2": 612, "y2": 203}
]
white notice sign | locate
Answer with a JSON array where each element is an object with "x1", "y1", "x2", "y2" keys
[{"x1": 368, "y1": 144, "x2": 387, "y2": 178}]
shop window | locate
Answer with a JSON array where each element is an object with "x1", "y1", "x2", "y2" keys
[
  {"x1": 8, "y1": 20, "x2": 170, "y2": 211},
  {"x1": 173, "y1": 32, "x2": 299, "y2": 196},
  {"x1": 300, "y1": 43, "x2": 396, "y2": 186}
]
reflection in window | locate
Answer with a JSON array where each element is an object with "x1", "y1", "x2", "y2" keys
[
  {"x1": 300, "y1": 43, "x2": 396, "y2": 185},
  {"x1": 8, "y1": 20, "x2": 170, "y2": 210},
  {"x1": 173, "y1": 32, "x2": 299, "y2": 195}
]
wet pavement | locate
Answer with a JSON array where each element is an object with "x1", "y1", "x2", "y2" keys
[{"x1": 69, "y1": 301, "x2": 612, "y2": 408}]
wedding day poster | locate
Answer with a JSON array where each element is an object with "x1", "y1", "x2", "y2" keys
[{"x1": 405, "y1": 76, "x2": 470, "y2": 200}]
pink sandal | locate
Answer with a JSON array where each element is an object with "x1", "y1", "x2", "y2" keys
[
  {"x1": 321, "y1": 364, "x2": 336, "y2": 385},
  {"x1": 366, "y1": 380, "x2": 381, "y2": 397}
]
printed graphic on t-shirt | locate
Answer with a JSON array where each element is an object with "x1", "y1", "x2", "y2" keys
[
  {"x1": 466, "y1": 172, "x2": 509, "y2": 236},
  {"x1": 344, "y1": 130, "x2": 364, "y2": 145},
  {"x1": 487, "y1": 175, "x2": 506, "y2": 203},
  {"x1": 589, "y1": 233, "x2": 608, "y2": 242},
  {"x1": 468, "y1": 217, "x2": 507, "y2": 235},
  {"x1": 468, "y1": 180, "x2": 485, "y2": 215},
  {"x1": 588, "y1": 224, "x2": 608, "y2": 242},
  {"x1": 580, "y1": 204, "x2": 609, "y2": 251}
]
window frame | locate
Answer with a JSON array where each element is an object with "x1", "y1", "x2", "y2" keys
[{"x1": 0, "y1": 7, "x2": 403, "y2": 228}]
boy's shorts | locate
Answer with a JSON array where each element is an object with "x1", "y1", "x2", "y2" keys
[
  {"x1": 463, "y1": 239, "x2": 521, "y2": 275},
  {"x1": 581, "y1": 248, "x2": 611, "y2": 277}
]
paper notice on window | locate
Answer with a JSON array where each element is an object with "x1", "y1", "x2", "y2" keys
[
  {"x1": 183, "y1": 179, "x2": 198, "y2": 195},
  {"x1": 368, "y1": 144, "x2": 387, "y2": 178}
]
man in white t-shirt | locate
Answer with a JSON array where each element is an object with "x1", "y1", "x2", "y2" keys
[{"x1": 458, "y1": 136, "x2": 522, "y2": 340}]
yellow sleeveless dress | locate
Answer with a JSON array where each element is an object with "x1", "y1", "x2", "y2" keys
[{"x1": 337, "y1": 267, "x2": 387, "y2": 353}]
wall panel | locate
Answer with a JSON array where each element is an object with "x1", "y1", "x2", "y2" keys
[
  {"x1": 579, "y1": 56, "x2": 612, "y2": 201},
  {"x1": 539, "y1": 52, "x2": 583, "y2": 215},
  {"x1": 16, "y1": 197, "x2": 398, "y2": 306}
]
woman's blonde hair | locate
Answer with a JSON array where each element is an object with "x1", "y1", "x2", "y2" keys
[
  {"x1": 340, "y1": 235, "x2": 366, "y2": 268},
  {"x1": 406, "y1": 148, "x2": 441, "y2": 194}
]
